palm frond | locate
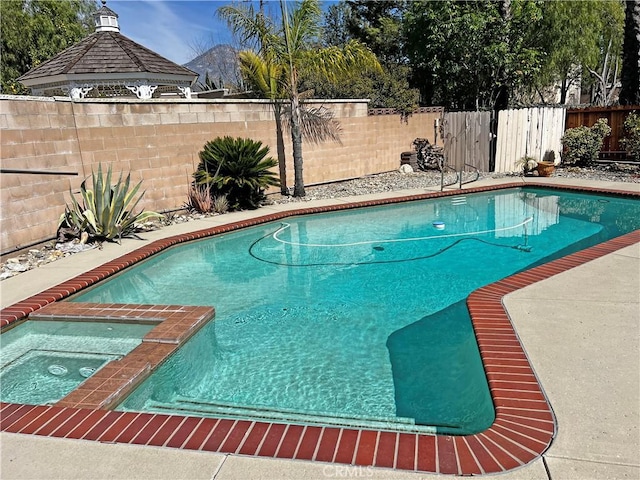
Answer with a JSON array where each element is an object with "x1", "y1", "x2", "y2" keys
[
  {"x1": 217, "y1": 3, "x2": 274, "y2": 51},
  {"x1": 282, "y1": 105, "x2": 342, "y2": 145},
  {"x1": 239, "y1": 50, "x2": 286, "y2": 99}
]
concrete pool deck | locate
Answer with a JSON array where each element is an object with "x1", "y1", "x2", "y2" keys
[{"x1": 1, "y1": 177, "x2": 638, "y2": 479}]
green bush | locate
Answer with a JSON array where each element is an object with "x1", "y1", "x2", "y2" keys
[
  {"x1": 59, "y1": 164, "x2": 162, "y2": 243},
  {"x1": 194, "y1": 136, "x2": 280, "y2": 210},
  {"x1": 621, "y1": 112, "x2": 640, "y2": 161},
  {"x1": 561, "y1": 118, "x2": 611, "y2": 166}
]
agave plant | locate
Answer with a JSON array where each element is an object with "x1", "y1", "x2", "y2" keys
[
  {"x1": 59, "y1": 164, "x2": 162, "y2": 242},
  {"x1": 194, "y1": 136, "x2": 280, "y2": 210}
]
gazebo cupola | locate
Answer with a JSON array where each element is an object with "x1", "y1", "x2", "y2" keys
[
  {"x1": 94, "y1": 1, "x2": 120, "y2": 33},
  {"x1": 17, "y1": 1, "x2": 197, "y2": 100}
]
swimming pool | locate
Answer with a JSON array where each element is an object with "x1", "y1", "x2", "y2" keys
[{"x1": 69, "y1": 187, "x2": 640, "y2": 435}]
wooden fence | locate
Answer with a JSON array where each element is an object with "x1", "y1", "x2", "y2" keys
[
  {"x1": 442, "y1": 111, "x2": 491, "y2": 171},
  {"x1": 565, "y1": 105, "x2": 638, "y2": 161},
  {"x1": 494, "y1": 107, "x2": 566, "y2": 172}
]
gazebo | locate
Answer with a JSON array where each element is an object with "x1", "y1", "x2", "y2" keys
[{"x1": 17, "y1": 1, "x2": 198, "y2": 100}]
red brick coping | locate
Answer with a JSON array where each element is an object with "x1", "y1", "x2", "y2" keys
[{"x1": 1, "y1": 183, "x2": 639, "y2": 475}]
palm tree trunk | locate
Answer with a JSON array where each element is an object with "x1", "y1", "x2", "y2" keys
[
  {"x1": 273, "y1": 102, "x2": 288, "y2": 195},
  {"x1": 290, "y1": 93, "x2": 305, "y2": 197}
]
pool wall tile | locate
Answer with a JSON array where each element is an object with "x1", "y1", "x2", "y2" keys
[
  {"x1": 6, "y1": 405, "x2": 63, "y2": 435},
  {"x1": 81, "y1": 410, "x2": 125, "y2": 441},
  {"x1": 114, "y1": 413, "x2": 155, "y2": 443},
  {"x1": 257, "y1": 423, "x2": 287, "y2": 457},
  {"x1": 275, "y1": 424, "x2": 305, "y2": 458},
  {"x1": 314, "y1": 427, "x2": 340, "y2": 462},
  {"x1": 219, "y1": 420, "x2": 253, "y2": 453},
  {"x1": 476, "y1": 433, "x2": 522, "y2": 470},
  {"x1": 144, "y1": 415, "x2": 184, "y2": 446},
  {"x1": 96, "y1": 412, "x2": 141, "y2": 443},
  {"x1": 374, "y1": 431, "x2": 398, "y2": 468},
  {"x1": 416, "y1": 434, "x2": 437, "y2": 472},
  {"x1": 294, "y1": 425, "x2": 322, "y2": 460},
  {"x1": 354, "y1": 430, "x2": 378, "y2": 466},
  {"x1": 395, "y1": 433, "x2": 417, "y2": 470},
  {"x1": 202, "y1": 418, "x2": 235, "y2": 452},
  {"x1": 63, "y1": 409, "x2": 111, "y2": 439},
  {"x1": 237, "y1": 421, "x2": 270, "y2": 456},
  {"x1": 164, "y1": 416, "x2": 204, "y2": 448},
  {"x1": 129, "y1": 414, "x2": 169, "y2": 445},
  {"x1": 1, "y1": 184, "x2": 639, "y2": 475},
  {"x1": 454, "y1": 436, "x2": 483, "y2": 475},
  {"x1": 437, "y1": 435, "x2": 459, "y2": 474},
  {"x1": 182, "y1": 418, "x2": 218, "y2": 450},
  {"x1": 332, "y1": 429, "x2": 359, "y2": 464}
]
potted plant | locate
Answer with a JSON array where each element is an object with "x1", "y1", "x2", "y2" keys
[
  {"x1": 537, "y1": 150, "x2": 556, "y2": 177},
  {"x1": 515, "y1": 156, "x2": 538, "y2": 176}
]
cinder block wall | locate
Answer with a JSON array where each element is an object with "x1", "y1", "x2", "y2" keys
[{"x1": 0, "y1": 95, "x2": 441, "y2": 253}]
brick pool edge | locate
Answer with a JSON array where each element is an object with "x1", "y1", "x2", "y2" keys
[{"x1": 1, "y1": 183, "x2": 639, "y2": 475}]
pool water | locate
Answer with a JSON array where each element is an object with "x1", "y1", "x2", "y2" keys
[
  {"x1": 0, "y1": 321, "x2": 154, "y2": 405},
  {"x1": 72, "y1": 188, "x2": 640, "y2": 434}
]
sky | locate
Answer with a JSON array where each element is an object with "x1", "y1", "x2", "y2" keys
[{"x1": 107, "y1": 1, "x2": 336, "y2": 66}]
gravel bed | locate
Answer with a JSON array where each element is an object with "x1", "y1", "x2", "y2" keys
[{"x1": 2, "y1": 164, "x2": 638, "y2": 281}]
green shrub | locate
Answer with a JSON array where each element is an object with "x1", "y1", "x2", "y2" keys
[
  {"x1": 194, "y1": 136, "x2": 280, "y2": 210},
  {"x1": 621, "y1": 112, "x2": 640, "y2": 161},
  {"x1": 561, "y1": 118, "x2": 611, "y2": 166},
  {"x1": 59, "y1": 164, "x2": 162, "y2": 243}
]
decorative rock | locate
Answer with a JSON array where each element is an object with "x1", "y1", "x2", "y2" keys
[
  {"x1": 399, "y1": 164, "x2": 414, "y2": 174},
  {"x1": 5, "y1": 263, "x2": 28, "y2": 272}
]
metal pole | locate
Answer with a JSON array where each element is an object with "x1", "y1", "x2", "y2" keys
[{"x1": 0, "y1": 169, "x2": 78, "y2": 176}]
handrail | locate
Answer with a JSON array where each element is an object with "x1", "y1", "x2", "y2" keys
[
  {"x1": 459, "y1": 163, "x2": 480, "y2": 189},
  {"x1": 0, "y1": 169, "x2": 78, "y2": 176},
  {"x1": 440, "y1": 164, "x2": 459, "y2": 191}
]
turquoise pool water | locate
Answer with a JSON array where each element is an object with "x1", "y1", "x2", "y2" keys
[
  {"x1": 73, "y1": 188, "x2": 640, "y2": 434},
  {"x1": 0, "y1": 321, "x2": 154, "y2": 405}
]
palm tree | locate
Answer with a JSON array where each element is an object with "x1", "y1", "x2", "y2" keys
[
  {"x1": 219, "y1": 0, "x2": 380, "y2": 197},
  {"x1": 238, "y1": 50, "x2": 290, "y2": 195}
]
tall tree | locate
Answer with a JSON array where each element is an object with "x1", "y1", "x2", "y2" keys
[
  {"x1": 619, "y1": 0, "x2": 640, "y2": 105},
  {"x1": 585, "y1": 1, "x2": 624, "y2": 106},
  {"x1": 300, "y1": 0, "x2": 418, "y2": 117},
  {"x1": 1, "y1": 0, "x2": 96, "y2": 94},
  {"x1": 405, "y1": 0, "x2": 542, "y2": 110},
  {"x1": 322, "y1": 2, "x2": 353, "y2": 48},
  {"x1": 219, "y1": 0, "x2": 380, "y2": 197},
  {"x1": 346, "y1": 0, "x2": 407, "y2": 65},
  {"x1": 342, "y1": 0, "x2": 419, "y2": 115},
  {"x1": 537, "y1": 1, "x2": 612, "y2": 104}
]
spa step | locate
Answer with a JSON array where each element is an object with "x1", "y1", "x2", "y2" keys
[{"x1": 144, "y1": 397, "x2": 430, "y2": 433}]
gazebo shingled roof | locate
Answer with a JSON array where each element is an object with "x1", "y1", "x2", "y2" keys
[{"x1": 18, "y1": 1, "x2": 197, "y2": 99}]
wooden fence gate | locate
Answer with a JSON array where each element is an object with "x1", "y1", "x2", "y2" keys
[
  {"x1": 442, "y1": 111, "x2": 492, "y2": 172},
  {"x1": 494, "y1": 107, "x2": 566, "y2": 172}
]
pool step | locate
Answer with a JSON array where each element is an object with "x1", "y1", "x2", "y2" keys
[{"x1": 144, "y1": 397, "x2": 435, "y2": 433}]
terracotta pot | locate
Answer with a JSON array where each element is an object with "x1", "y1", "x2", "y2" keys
[{"x1": 537, "y1": 161, "x2": 555, "y2": 177}]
